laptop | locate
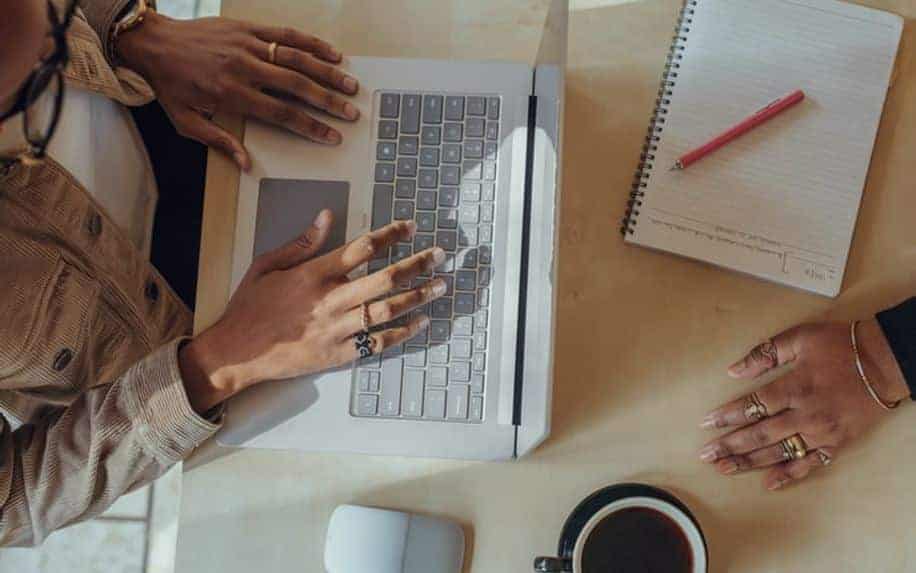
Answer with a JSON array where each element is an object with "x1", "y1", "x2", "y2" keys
[{"x1": 216, "y1": 0, "x2": 567, "y2": 461}]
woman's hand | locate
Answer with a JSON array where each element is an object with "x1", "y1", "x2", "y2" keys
[
  {"x1": 699, "y1": 320, "x2": 910, "y2": 490},
  {"x1": 179, "y1": 212, "x2": 447, "y2": 413},
  {"x1": 116, "y1": 12, "x2": 361, "y2": 170}
]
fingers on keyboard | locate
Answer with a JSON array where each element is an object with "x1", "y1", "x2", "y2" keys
[
  {"x1": 328, "y1": 246, "x2": 446, "y2": 310},
  {"x1": 336, "y1": 278, "x2": 447, "y2": 338},
  {"x1": 320, "y1": 220, "x2": 417, "y2": 274}
]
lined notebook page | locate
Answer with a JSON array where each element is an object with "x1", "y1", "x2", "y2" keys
[{"x1": 627, "y1": 0, "x2": 903, "y2": 296}]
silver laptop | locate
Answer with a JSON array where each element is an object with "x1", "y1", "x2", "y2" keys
[{"x1": 216, "y1": 0, "x2": 567, "y2": 461}]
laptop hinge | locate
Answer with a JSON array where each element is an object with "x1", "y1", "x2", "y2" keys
[{"x1": 512, "y1": 93, "x2": 539, "y2": 432}]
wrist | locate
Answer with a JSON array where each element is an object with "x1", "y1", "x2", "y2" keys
[
  {"x1": 857, "y1": 318, "x2": 911, "y2": 404},
  {"x1": 114, "y1": 9, "x2": 170, "y2": 76},
  {"x1": 178, "y1": 330, "x2": 250, "y2": 414}
]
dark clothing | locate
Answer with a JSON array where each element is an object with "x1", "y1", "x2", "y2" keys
[{"x1": 877, "y1": 298, "x2": 916, "y2": 399}]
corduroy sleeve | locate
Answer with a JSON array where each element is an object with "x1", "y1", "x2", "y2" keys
[
  {"x1": 0, "y1": 338, "x2": 220, "y2": 547},
  {"x1": 77, "y1": 0, "x2": 135, "y2": 64}
]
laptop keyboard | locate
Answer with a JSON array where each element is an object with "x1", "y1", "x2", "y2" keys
[{"x1": 352, "y1": 92, "x2": 502, "y2": 424}]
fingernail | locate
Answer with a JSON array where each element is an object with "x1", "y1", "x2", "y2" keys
[
  {"x1": 699, "y1": 445, "x2": 719, "y2": 463},
  {"x1": 404, "y1": 220, "x2": 417, "y2": 235},
  {"x1": 700, "y1": 416, "x2": 718, "y2": 430},
  {"x1": 432, "y1": 279, "x2": 447, "y2": 297},
  {"x1": 343, "y1": 76, "x2": 359, "y2": 94},
  {"x1": 315, "y1": 210, "x2": 332, "y2": 229},
  {"x1": 417, "y1": 315, "x2": 430, "y2": 330},
  {"x1": 330, "y1": 47, "x2": 343, "y2": 61},
  {"x1": 721, "y1": 460, "x2": 739, "y2": 475},
  {"x1": 326, "y1": 130, "x2": 342, "y2": 145},
  {"x1": 234, "y1": 152, "x2": 249, "y2": 171},
  {"x1": 728, "y1": 358, "x2": 747, "y2": 377},
  {"x1": 431, "y1": 247, "x2": 446, "y2": 264},
  {"x1": 768, "y1": 479, "x2": 788, "y2": 491},
  {"x1": 343, "y1": 102, "x2": 360, "y2": 120}
]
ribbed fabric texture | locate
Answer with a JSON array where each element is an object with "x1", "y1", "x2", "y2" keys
[
  {"x1": 877, "y1": 298, "x2": 916, "y2": 400},
  {"x1": 0, "y1": 7, "x2": 219, "y2": 547}
]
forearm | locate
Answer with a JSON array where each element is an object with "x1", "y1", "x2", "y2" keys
[
  {"x1": 0, "y1": 339, "x2": 219, "y2": 547},
  {"x1": 876, "y1": 298, "x2": 916, "y2": 400}
]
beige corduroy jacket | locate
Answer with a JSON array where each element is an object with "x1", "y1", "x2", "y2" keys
[{"x1": 0, "y1": 2, "x2": 221, "y2": 547}]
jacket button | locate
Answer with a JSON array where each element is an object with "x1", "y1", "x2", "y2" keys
[
  {"x1": 86, "y1": 212, "x2": 103, "y2": 237},
  {"x1": 145, "y1": 280, "x2": 160, "y2": 303},
  {"x1": 53, "y1": 349, "x2": 74, "y2": 372}
]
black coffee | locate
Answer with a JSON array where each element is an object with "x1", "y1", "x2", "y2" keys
[{"x1": 580, "y1": 507, "x2": 693, "y2": 573}]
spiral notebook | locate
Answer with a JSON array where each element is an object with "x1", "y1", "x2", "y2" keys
[{"x1": 621, "y1": 0, "x2": 903, "y2": 297}]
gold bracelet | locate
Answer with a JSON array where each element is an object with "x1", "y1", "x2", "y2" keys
[{"x1": 850, "y1": 321, "x2": 901, "y2": 411}]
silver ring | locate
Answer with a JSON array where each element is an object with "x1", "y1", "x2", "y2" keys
[
  {"x1": 360, "y1": 303, "x2": 371, "y2": 332},
  {"x1": 816, "y1": 449, "x2": 833, "y2": 467},
  {"x1": 743, "y1": 392, "x2": 769, "y2": 422}
]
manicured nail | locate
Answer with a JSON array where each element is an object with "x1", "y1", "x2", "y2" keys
[
  {"x1": 699, "y1": 445, "x2": 718, "y2": 463},
  {"x1": 326, "y1": 130, "x2": 342, "y2": 145},
  {"x1": 700, "y1": 416, "x2": 718, "y2": 430},
  {"x1": 315, "y1": 209, "x2": 332, "y2": 229},
  {"x1": 432, "y1": 279, "x2": 447, "y2": 297},
  {"x1": 343, "y1": 76, "x2": 359, "y2": 94},
  {"x1": 343, "y1": 102, "x2": 360, "y2": 120},
  {"x1": 728, "y1": 358, "x2": 748, "y2": 377},
  {"x1": 431, "y1": 247, "x2": 446, "y2": 264},
  {"x1": 721, "y1": 460, "x2": 739, "y2": 475},
  {"x1": 417, "y1": 315, "x2": 430, "y2": 329}
]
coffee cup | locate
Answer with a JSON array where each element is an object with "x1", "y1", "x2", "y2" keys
[{"x1": 534, "y1": 483, "x2": 707, "y2": 573}]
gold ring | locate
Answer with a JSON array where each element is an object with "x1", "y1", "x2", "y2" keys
[
  {"x1": 781, "y1": 434, "x2": 808, "y2": 461},
  {"x1": 360, "y1": 303, "x2": 371, "y2": 332},
  {"x1": 268, "y1": 41, "x2": 279, "y2": 64},
  {"x1": 816, "y1": 449, "x2": 832, "y2": 467},
  {"x1": 743, "y1": 392, "x2": 769, "y2": 422},
  {"x1": 779, "y1": 440, "x2": 794, "y2": 461}
]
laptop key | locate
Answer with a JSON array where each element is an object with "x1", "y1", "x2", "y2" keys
[
  {"x1": 467, "y1": 96, "x2": 486, "y2": 116},
  {"x1": 482, "y1": 182, "x2": 495, "y2": 201},
  {"x1": 463, "y1": 162, "x2": 482, "y2": 180},
  {"x1": 431, "y1": 298, "x2": 452, "y2": 319},
  {"x1": 481, "y1": 204, "x2": 494, "y2": 224},
  {"x1": 414, "y1": 233, "x2": 434, "y2": 252},
  {"x1": 466, "y1": 117, "x2": 485, "y2": 138},
  {"x1": 430, "y1": 320, "x2": 451, "y2": 342},
  {"x1": 439, "y1": 187, "x2": 458, "y2": 207},
  {"x1": 422, "y1": 95, "x2": 443, "y2": 124},
  {"x1": 480, "y1": 224, "x2": 493, "y2": 243},
  {"x1": 425, "y1": 390, "x2": 447, "y2": 418},
  {"x1": 459, "y1": 226, "x2": 478, "y2": 247},
  {"x1": 379, "y1": 357, "x2": 403, "y2": 416},
  {"x1": 380, "y1": 93, "x2": 400, "y2": 118},
  {"x1": 479, "y1": 245, "x2": 492, "y2": 264},
  {"x1": 475, "y1": 309, "x2": 489, "y2": 330},
  {"x1": 460, "y1": 204, "x2": 479, "y2": 224},
  {"x1": 359, "y1": 371, "x2": 381, "y2": 392},
  {"x1": 402, "y1": 94, "x2": 422, "y2": 134},
  {"x1": 429, "y1": 366, "x2": 448, "y2": 387},
  {"x1": 456, "y1": 270, "x2": 476, "y2": 291},
  {"x1": 465, "y1": 140, "x2": 484, "y2": 159},
  {"x1": 358, "y1": 394, "x2": 379, "y2": 416},
  {"x1": 421, "y1": 126, "x2": 442, "y2": 146},
  {"x1": 459, "y1": 249, "x2": 478, "y2": 269},
  {"x1": 447, "y1": 385, "x2": 470, "y2": 420},
  {"x1": 455, "y1": 293, "x2": 476, "y2": 315},
  {"x1": 470, "y1": 396, "x2": 483, "y2": 421},
  {"x1": 479, "y1": 288, "x2": 490, "y2": 307},
  {"x1": 485, "y1": 141, "x2": 498, "y2": 161},
  {"x1": 443, "y1": 123, "x2": 463, "y2": 142},
  {"x1": 473, "y1": 331, "x2": 487, "y2": 351},
  {"x1": 445, "y1": 96, "x2": 465, "y2": 121},
  {"x1": 429, "y1": 342, "x2": 450, "y2": 364},
  {"x1": 371, "y1": 185, "x2": 393, "y2": 230},
  {"x1": 417, "y1": 191, "x2": 438, "y2": 212},
  {"x1": 375, "y1": 163, "x2": 395, "y2": 183},
  {"x1": 420, "y1": 147, "x2": 440, "y2": 167},
  {"x1": 487, "y1": 97, "x2": 500, "y2": 120},
  {"x1": 486, "y1": 121, "x2": 499, "y2": 141},
  {"x1": 442, "y1": 144, "x2": 462, "y2": 164},
  {"x1": 399, "y1": 135, "x2": 419, "y2": 155},
  {"x1": 394, "y1": 200, "x2": 415, "y2": 221},
  {"x1": 377, "y1": 141, "x2": 397, "y2": 161},
  {"x1": 405, "y1": 347, "x2": 427, "y2": 368},
  {"x1": 402, "y1": 370, "x2": 425, "y2": 417},
  {"x1": 438, "y1": 210, "x2": 458, "y2": 230},
  {"x1": 450, "y1": 362, "x2": 471, "y2": 383},
  {"x1": 471, "y1": 374, "x2": 485, "y2": 393},
  {"x1": 416, "y1": 210, "x2": 436, "y2": 232},
  {"x1": 397, "y1": 157, "x2": 418, "y2": 178},
  {"x1": 484, "y1": 162, "x2": 497, "y2": 181},
  {"x1": 454, "y1": 315, "x2": 473, "y2": 337},
  {"x1": 453, "y1": 338, "x2": 472, "y2": 360},
  {"x1": 379, "y1": 120, "x2": 398, "y2": 139},
  {"x1": 473, "y1": 353, "x2": 486, "y2": 372},
  {"x1": 418, "y1": 169, "x2": 438, "y2": 188},
  {"x1": 441, "y1": 165, "x2": 461, "y2": 186},
  {"x1": 478, "y1": 267, "x2": 491, "y2": 287},
  {"x1": 461, "y1": 183, "x2": 480, "y2": 202},
  {"x1": 396, "y1": 179, "x2": 416, "y2": 198},
  {"x1": 436, "y1": 229, "x2": 457, "y2": 252}
]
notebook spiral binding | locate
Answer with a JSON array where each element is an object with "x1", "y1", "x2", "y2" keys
[{"x1": 620, "y1": 0, "x2": 697, "y2": 236}]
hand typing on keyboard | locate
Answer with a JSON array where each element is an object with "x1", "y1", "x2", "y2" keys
[{"x1": 176, "y1": 210, "x2": 446, "y2": 414}]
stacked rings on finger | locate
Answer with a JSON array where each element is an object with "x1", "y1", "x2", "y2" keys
[
  {"x1": 816, "y1": 449, "x2": 833, "y2": 467},
  {"x1": 779, "y1": 434, "x2": 808, "y2": 461},
  {"x1": 267, "y1": 41, "x2": 279, "y2": 64},
  {"x1": 743, "y1": 392, "x2": 769, "y2": 422},
  {"x1": 354, "y1": 303, "x2": 375, "y2": 358}
]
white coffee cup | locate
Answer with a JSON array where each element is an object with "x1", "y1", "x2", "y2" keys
[{"x1": 534, "y1": 495, "x2": 707, "y2": 573}]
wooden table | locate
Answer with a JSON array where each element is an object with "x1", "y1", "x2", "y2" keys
[{"x1": 175, "y1": 1, "x2": 916, "y2": 571}]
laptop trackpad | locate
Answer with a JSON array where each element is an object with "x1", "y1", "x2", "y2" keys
[{"x1": 254, "y1": 178, "x2": 350, "y2": 257}]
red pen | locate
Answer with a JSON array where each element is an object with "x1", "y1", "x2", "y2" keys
[{"x1": 670, "y1": 89, "x2": 806, "y2": 171}]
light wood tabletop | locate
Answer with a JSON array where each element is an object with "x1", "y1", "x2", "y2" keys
[{"x1": 175, "y1": 1, "x2": 916, "y2": 571}]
